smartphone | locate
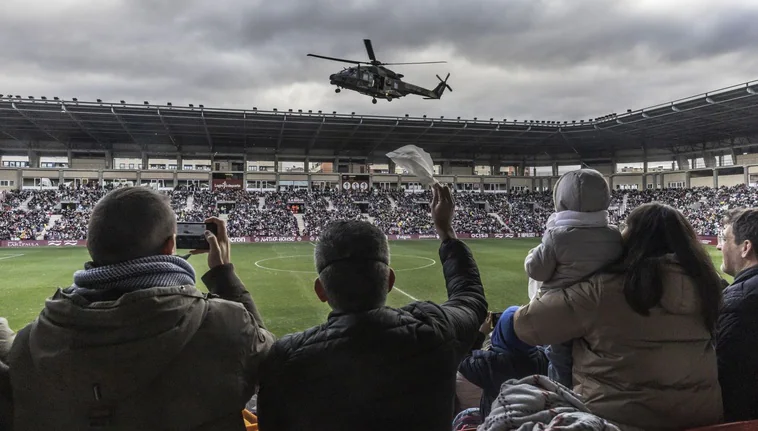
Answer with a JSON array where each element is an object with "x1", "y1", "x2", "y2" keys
[
  {"x1": 176, "y1": 222, "x2": 217, "y2": 250},
  {"x1": 490, "y1": 311, "x2": 503, "y2": 322}
]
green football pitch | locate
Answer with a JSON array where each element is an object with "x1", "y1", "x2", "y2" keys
[{"x1": 0, "y1": 239, "x2": 728, "y2": 337}]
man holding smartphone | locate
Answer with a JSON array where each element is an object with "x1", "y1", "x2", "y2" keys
[{"x1": 6, "y1": 186, "x2": 274, "y2": 430}]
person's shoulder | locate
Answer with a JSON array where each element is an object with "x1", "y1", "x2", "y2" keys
[{"x1": 723, "y1": 274, "x2": 758, "y2": 311}]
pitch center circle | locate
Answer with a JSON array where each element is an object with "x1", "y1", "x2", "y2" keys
[{"x1": 254, "y1": 254, "x2": 436, "y2": 274}]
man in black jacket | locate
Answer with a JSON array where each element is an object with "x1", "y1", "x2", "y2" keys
[
  {"x1": 257, "y1": 184, "x2": 487, "y2": 430},
  {"x1": 717, "y1": 208, "x2": 758, "y2": 421}
]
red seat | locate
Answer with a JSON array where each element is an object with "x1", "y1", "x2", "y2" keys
[{"x1": 687, "y1": 420, "x2": 758, "y2": 431}]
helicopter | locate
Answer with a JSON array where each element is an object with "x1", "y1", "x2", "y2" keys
[{"x1": 307, "y1": 39, "x2": 452, "y2": 104}]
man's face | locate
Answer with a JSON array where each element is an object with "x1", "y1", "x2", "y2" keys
[{"x1": 721, "y1": 225, "x2": 742, "y2": 276}]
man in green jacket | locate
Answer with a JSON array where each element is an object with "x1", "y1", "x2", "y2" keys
[{"x1": 7, "y1": 186, "x2": 274, "y2": 430}]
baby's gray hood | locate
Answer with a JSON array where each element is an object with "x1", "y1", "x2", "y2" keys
[{"x1": 553, "y1": 169, "x2": 611, "y2": 212}]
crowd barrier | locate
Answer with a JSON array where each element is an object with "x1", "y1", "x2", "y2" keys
[{"x1": 0, "y1": 233, "x2": 718, "y2": 248}]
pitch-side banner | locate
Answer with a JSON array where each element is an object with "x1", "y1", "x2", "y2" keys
[{"x1": 0, "y1": 235, "x2": 720, "y2": 247}]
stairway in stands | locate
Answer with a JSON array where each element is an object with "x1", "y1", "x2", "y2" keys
[
  {"x1": 185, "y1": 195, "x2": 194, "y2": 211},
  {"x1": 325, "y1": 198, "x2": 335, "y2": 211},
  {"x1": 488, "y1": 213, "x2": 513, "y2": 233},
  {"x1": 38, "y1": 214, "x2": 62, "y2": 240},
  {"x1": 18, "y1": 194, "x2": 34, "y2": 211},
  {"x1": 387, "y1": 196, "x2": 398, "y2": 210},
  {"x1": 294, "y1": 214, "x2": 306, "y2": 235}
]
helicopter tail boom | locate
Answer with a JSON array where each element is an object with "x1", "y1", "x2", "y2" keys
[{"x1": 424, "y1": 73, "x2": 452, "y2": 99}]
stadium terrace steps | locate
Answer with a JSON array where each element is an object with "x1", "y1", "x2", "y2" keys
[
  {"x1": 387, "y1": 196, "x2": 398, "y2": 210},
  {"x1": 185, "y1": 195, "x2": 195, "y2": 211},
  {"x1": 488, "y1": 213, "x2": 512, "y2": 232},
  {"x1": 294, "y1": 214, "x2": 306, "y2": 235},
  {"x1": 325, "y1": 198, "x2": 335, "y2": 211},
  {"x1": 39, "y1": 215, "x2": 63, "y2": 240},
  {"x1": 18, "y1": 194, "x2": 34, "y2": 212},
  {"x1": 258, "y1": 197, "x2": 266, "y2": 210}
]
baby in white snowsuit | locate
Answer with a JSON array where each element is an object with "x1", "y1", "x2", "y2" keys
[{"x1": 524, "y1": 169, "x2": 623, "y2": 387}]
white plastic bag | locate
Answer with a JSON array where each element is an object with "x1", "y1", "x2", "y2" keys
[{"x1": 386, "y1": 145, "x2": 439, "y2": 186}]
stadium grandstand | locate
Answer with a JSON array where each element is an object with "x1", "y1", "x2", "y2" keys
[{"x1": 1, "y1": 79, "x2": 758, "y2": 246}]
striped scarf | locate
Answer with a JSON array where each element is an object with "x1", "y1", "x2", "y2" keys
[{"x1": 65, "y1": 255, "x2": 196, "y2": 302}]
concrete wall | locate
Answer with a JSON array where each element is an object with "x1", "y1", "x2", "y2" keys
[
  {"x1": 612, "y1": 174, "x2": 643, "y2": 189},
  {"x1": 719, "y1": 174, "x2": 745, "y2": 187},
  {"x1": 71, "y1": 158, "x2": 106, "y2": 170},
  {"x1": 102, "y1": 171, "x2": 138, "y2": 180},
  {"x1": 63, "y1": 170, "x2": 99, "y2": 179},
  {"x1": 691, "y1": 176, "x2": 713, "y2": 187}
]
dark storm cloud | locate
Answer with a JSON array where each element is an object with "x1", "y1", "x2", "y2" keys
[{"x1": 0, "y1": 0, "x2": 757, "y2": 120}]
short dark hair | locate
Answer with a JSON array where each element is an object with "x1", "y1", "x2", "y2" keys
[
  {"x1": 87, "y1": 187, "x2": 176, "y2": 265},
  {"x1": 314, "y1": 220, "x2": 390, "y2": 312},
  {"x1": 619, "y1": 203, "x2": 723, "y2": 333},
  {"x1": 724, "y1": 208, "x2": 758, "y2": 256}
]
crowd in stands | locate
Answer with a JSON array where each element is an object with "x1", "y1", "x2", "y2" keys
[
  {"x1": 3, "y1": 175, "x2": 758, "y2": 430},
  {"x1": 2, "y1": 184, "x2": 758, "y2": 241}
]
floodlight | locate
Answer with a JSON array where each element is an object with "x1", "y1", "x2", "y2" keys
[
  {"x1": 189, "y1": 104, "x2": 194, "y2": 107},
  {"x1": 28, "y1": 96, "x2": 33, "y2": 99},
  {"x1": 72, "y1": 98, "x2": 77, "y2": 101},
  {"x1": 144, "y1": 101, "x2": 149, "y2": 105},
  {"x1": 297, "y1": 109, "x2": 302, "y2": 113},
  {"x1": 288, "y1": 109, "x2": 292, "y2": 112},
  {"x1": 167, "y1": 102, "x2": 172, "y2": 106},
  {"x1": 96, "y1": 99, "x2": 102, "y2": 103},
  {"x1": 54, "y1": 97, "x2": 60, "y2": 101},
  {"x1": 200, "y1": 105, "x2": 205, "y2": 109}
]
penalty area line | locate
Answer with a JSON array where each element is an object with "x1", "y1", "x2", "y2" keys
[
  {"x1": 393, "y1": 286, "x2": 420, "y2": 302},
  {"x1": 0, "y1": 254, "x2": 24, "y2": 261}
]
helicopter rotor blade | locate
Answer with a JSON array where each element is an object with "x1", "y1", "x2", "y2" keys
[
  {"x1": 307, "y1": 54, "x2": 367, "y2": 64},
  {"x1": 381, "y1": 61, "x2": 447, "y2": 65},
  {"x1": 364, "y1": 39, "x2": 377, "y2": 62}
]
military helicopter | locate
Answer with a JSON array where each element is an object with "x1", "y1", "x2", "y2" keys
[{"x1": 307, "y1": 39, "x2": 452, "y2": 104}]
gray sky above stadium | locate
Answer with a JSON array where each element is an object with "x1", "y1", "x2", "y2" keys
[{"x1": 1, "y1": 0, "x2": 757, "y2": 121}]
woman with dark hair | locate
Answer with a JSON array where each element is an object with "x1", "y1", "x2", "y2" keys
[{"x1": 513, "y1": 202, "x2": 724, "y2": 430}]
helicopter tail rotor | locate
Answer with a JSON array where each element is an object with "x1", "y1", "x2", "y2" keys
[
  {"x1": 436, "y1": 73, "x2": 452, "y2": 92},
  {"x1": 425, "y1": 73, "x2": 452, "y2": 99}
]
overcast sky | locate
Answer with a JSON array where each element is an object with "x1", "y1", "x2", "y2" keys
[{"x1": 1, "y1": 0, "x2": 757, "y2": 121}]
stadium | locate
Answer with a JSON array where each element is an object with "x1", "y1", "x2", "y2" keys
[{"x1": 1, "y1": 79, "x2": 758, "y2": 336}]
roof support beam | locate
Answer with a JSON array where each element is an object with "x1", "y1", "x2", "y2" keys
[
  {"x1": 200, "y1": 110, "x2": 213, "y2": 151},
  {"x1": 368, "y1": 120, "x2": 400, "y2": 155},
  {"x1": 0, "y1": 125, "x2": 22, "y2": 143},
  {"x1": 243, "y1": 112, "x2": 248, "y2": 149},
  {"x1": 415, "y1": 120, "x2": 435, "y2": 141},
  {"x1": 473, "y1": 125, "x2": 500, "y2": 153},
  {"x1": 440, "y1": 122, "x2": 469, "y2": 153},
  {"x1": 306, "y1": 117, "x2": 326, "y2": 154},
  {"x1": 275, "y1": 115, "x2": 287, "y2": 153},
  {"x1": 61, "y1": 103, "x2": 107, "y2": 149},
  {"x1": 156, "y1": 108, "x2": 179, "y2": 150},
  {"x1": 111, "y1": 107, "x2": 141, "y2": 147},
  {"x1": 12, "y1": 102, "x2": 65, "y2": 145},
  {"x1": 335, "y1": 118, "x2": 364, "y2": 153}
]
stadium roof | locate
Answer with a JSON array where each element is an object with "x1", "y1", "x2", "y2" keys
[{"x1": 1, "y1": 80, "x2": 757, "y2": 164}]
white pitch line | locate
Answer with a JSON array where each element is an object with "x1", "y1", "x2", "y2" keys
[
  {"x1": 393, "y1": 286, "x2": 420, "y2": 302},
  {"x1": 0, "y1": 254, "x2": 24, "y2": 261}
]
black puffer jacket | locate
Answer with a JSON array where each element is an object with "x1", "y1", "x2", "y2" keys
[
  {"x1": 256, "y1": 239, "x2": 487, "y2": 431},
  {"x1": 717, "y1": 265, "x2": 758, "y2": 422}
]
